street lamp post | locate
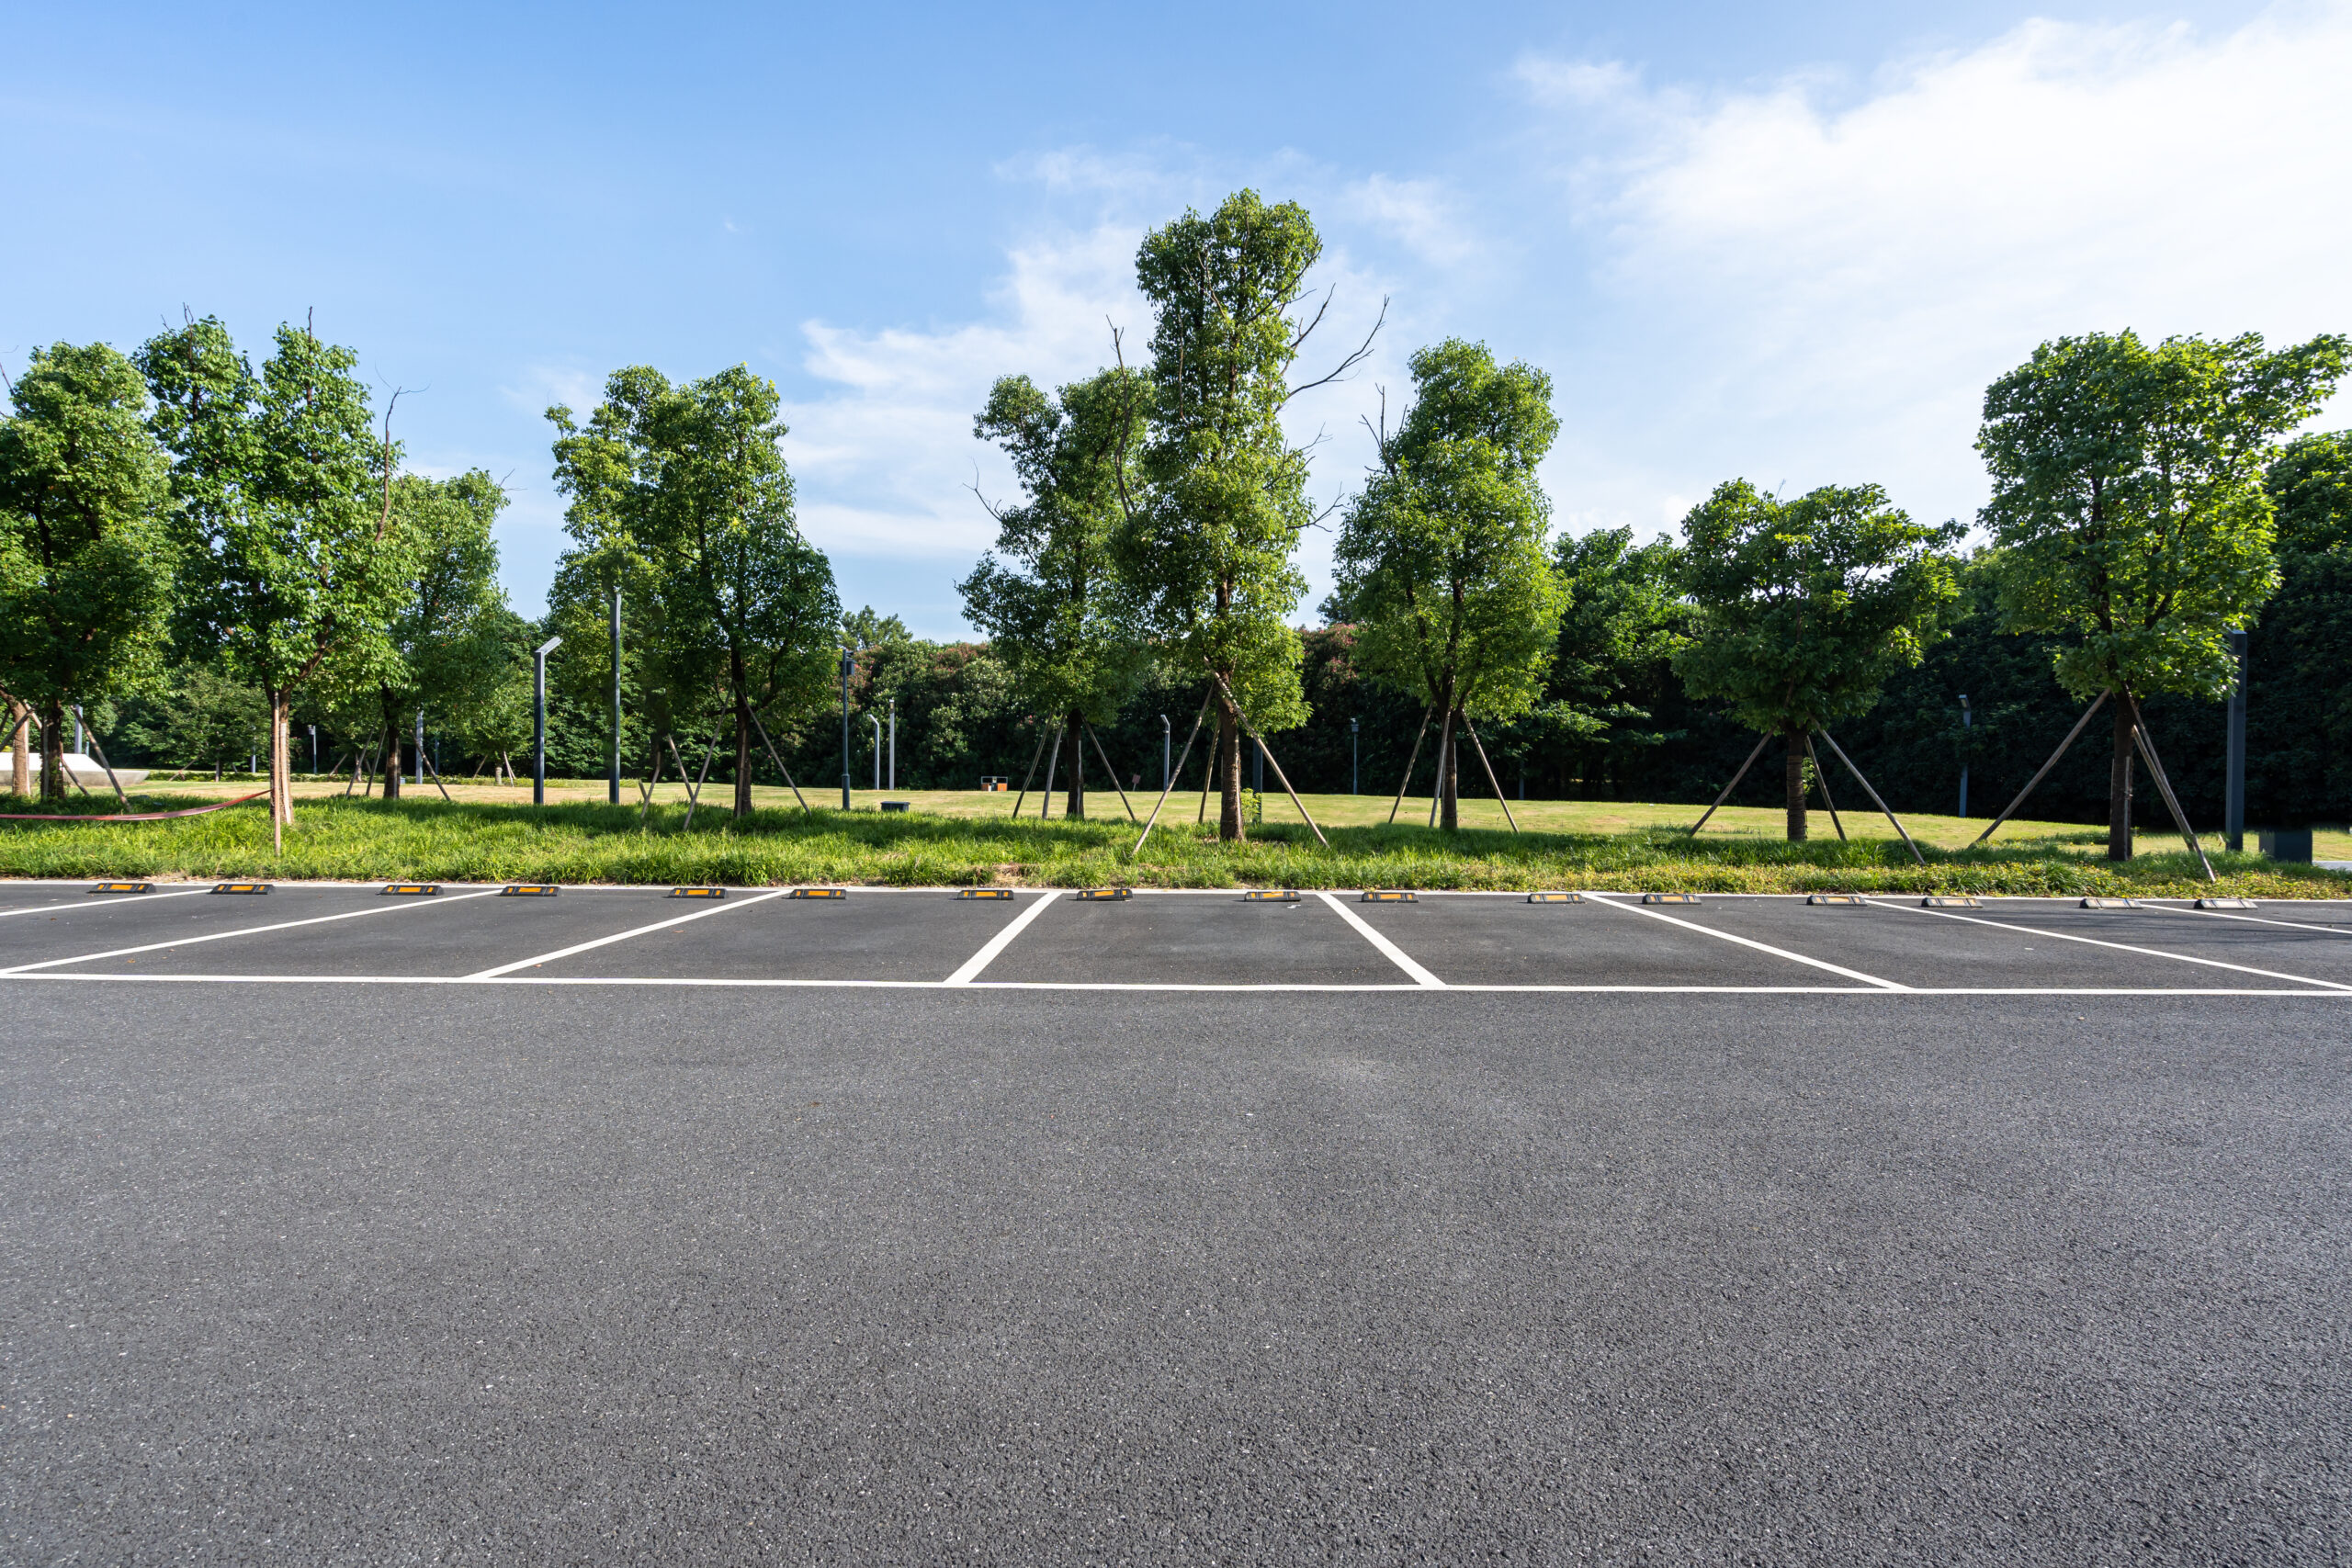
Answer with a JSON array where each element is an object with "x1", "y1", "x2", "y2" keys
[
  {"x1": 308, "y1": 725, "x2": 317, "y2": 777},
  {"x1": 888, "y1": 698, "x2": 897, "y2": 792},
  {"x1": 533, "y1": 635, "x2": 563, "y2": 805},
  {"x1": 2226, "y1": 628, "x2": 2247, "y2": 852},
  {"x1": 869, "y1": 715, "x2": 883, "y2": 790},
  {"x1": 1350, "y1": 716, "x2": 1359, "y2": 795},
  {"x1": 414, "y1": 710, "x2": 424, "y2": 786},
  {"x1": 1957, "y1": 694, "x2": 1971, "y2": 818},
  {"x1": 840, "y1": 649, "x2": 854, "y2": 810},
  {"x1": 1160, "y1": 714, "x2": 1170, "y2": 792}
]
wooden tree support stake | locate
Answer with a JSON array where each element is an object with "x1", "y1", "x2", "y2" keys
[
  {"x1": 1213, "y1": 673, "x2": 1329, "y2": 850},
  {"x1": 416, "y1": 743, "x2": 455, "y2": 802},
  {"x1": 1971, "y1": 693, "x2": 2108, "y2": 847},
  {"x1": 1086, "y1": 723, "x2": 1140, "y2": 823},
  {"x1": 2123, "y1": 694, "x2": 2218, "y2": 882},
  {"x1": 747, "y1": 710, "x2": 813, "y2": 813},
  {"x1": 1803, "y1": 734, "x2": 1847, "y2": 841},
  {"x1": 1816, "y1": 729, "x2": 1925, "y2": 865},
  {"x1": 1385, "y1": 706, "x2": 1433, "y2": 826},
  {"x1": 1132, "y1": 691, "x2": 1214, "y2": 855},
  {"x1": 1007, "y1": 724, "x2": 1050, "y2": 818},
  {"x1": 1035, "y1": 725, "x2": 1064, "y2": 819},
  {"x1": 1688, "y1": 731, "x2": 1774, "y2": 836},
  {"x1": 674, "y1": 736, "x2": 716, "y2": 830},
  {"x1": 73, "y1": 707, "x2": 130, "y2": 809},
  {"x1": 1459, "y1": 715, "x2": 1520, "y2": 833}
]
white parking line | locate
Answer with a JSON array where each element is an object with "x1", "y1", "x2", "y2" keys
[
  {"x1": 2143, "y1": 904, "x2": 2352, "y2": 938},
  {"x1": 462, "y1": 888, "x2": 790, "y2": 978},
  {"x1": 0, "y1": 887, "x2": 504, "y2": 974},
  {"x1": 1315, "y1": 892, "x2": 1445, "y2": 987},
  {"x1": 1874, "y1": 900, "x2": 2352, "y2": 991},
  {"x1": 0, "y1": 886, "x2": 214, "y2": 919},
  {"x1": 943, "y1": 892, "x2": 1060, "y2": 985},
  {"x1": 2, "y1": 971, "x2": 2347, "y2": 996},
  {"x1": 1587, "y1": 894, "x2": 1908, "y2": 990}
]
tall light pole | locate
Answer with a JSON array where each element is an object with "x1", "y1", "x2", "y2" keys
[
  {"x1": 869, "y1": 714, "x2": 883, "y2": 790},
  {"x1": 2225, "y1": 627, "x2": 2247, "y2": 852},
  {"x1": 839, "y1": 649, "x2": 854, "y2": 810},
  {"x1": 414, "y1": 710, "x2": 424, "y2": 786},
  {"x1": 308, "y1": 725, "x2": 317, "y2": 777},
  {"x1": 608, "y1": 584, "x2": 622, "y2": 806},
  {"x1": 1160, "y1": 714, "x2": 1170, "y2": 792},
  {"x1": 533, "y1": 635, "x2": 562, "y2": 805},
  {"x1": 1350, "y1": 716, "x2": 1359, "y2": 795},
  {"x1": 888, "y1": 697, "x2": 897, "y2": 791},
  {"x1": 1957, "y1": 694, "x2": 1971, "y2": 818}
]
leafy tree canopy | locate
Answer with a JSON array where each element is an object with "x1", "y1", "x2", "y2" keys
[
  {"x1": 2267, "y1": 429, "x2": 2352, "y2": 557},
  {"x1": 1978, "y1": 329, "x2": 2346, "y2": 702}
]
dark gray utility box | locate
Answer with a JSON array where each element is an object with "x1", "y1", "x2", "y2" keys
[{"x1": 2258, "y1": 828, "x2": 2313, "y2": 863}]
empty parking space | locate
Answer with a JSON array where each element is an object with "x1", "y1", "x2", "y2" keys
[
  {"x1": 1893, "y1": 899, "x2": 2352, "y2": 991},
  {"x1": 1351, "y1": 894, "x2": 1857, "y2": 987},
  {"x1": 525, "y1": 888, "x2": 1040, "y2": 983},
  {"x1": 74, "y1": 886, "x2": 695, "y2": 978},
  {"x1": 980, "y1": 892, "x2": 1412, "y2": 987},
  {"x1": 0, "y1": 884, "x2": 430, "y2": 971}
]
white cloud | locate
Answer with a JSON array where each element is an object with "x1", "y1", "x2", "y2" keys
[
  {"x1": 1524, "y1": 3, "x2": 2352, "y2": 534},
  {"x1": 1341, "y1": 175, "x2": 1478, "y2": 269},
  {"x1": 781, "y1": 223, "x2": 1148, "y2": 561}
]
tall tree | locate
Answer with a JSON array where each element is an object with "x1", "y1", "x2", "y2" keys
[
  {"x1": 1330, "y1": 340, "x2": 1565, "y2": 828},
  {"x1": 0, "y1": 343, "x2": 175, "y2": 800},
  {"x1": 962, "y1": 367, "x2": 1148, "y2": 818},
  {"x1": 139, "y1": 317, "x2": 413, "y2": 844},
  {"x1": 330, "y1": 470, "x2": 509, "y2": 796},
  {"x1": 1979, "y1": 330, "x2": 2346, "y2": 858},
  {"x1": 1113, "y1": 189, "x2": 1373, "y2": 840},
  {"x1": 1539, "y1": 527, "x2": 1690, "y2": 796},
  {"x1": 549, "y1": 366, "x2": 839, "y2": 818},
  {"x1": 1674, "y1": 480, "x2": 1962, "y2": 840}
]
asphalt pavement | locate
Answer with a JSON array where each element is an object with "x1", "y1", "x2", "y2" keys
[{"x1": 4, "y1": 885, "x2": 2350, "y2": 1563}]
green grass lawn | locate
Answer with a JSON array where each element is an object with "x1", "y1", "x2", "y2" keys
[{"x1": 1, "y1": 779, "x2": 2343, "y2": 897}]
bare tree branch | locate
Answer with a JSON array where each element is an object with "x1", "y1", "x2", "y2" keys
[{"x1": 1283, "y1": 295, "x2": 1387, "y2": 407}]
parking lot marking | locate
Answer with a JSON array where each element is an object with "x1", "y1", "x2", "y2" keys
[
  {"x1": 3, "y1": 971, "x2": 2347, "y2": 996},
  {"x1": 1589, "y1": 893, "x2": 1909, "y2": 990},
  {"x1": 0, "y1": 887, "x2": 504, "y2": 974},
  {"x1": 2143, "y1": 903, "x2": 2352, "y2": 939},
  {"x1": 462, "y1": 887, "x2": 790, "y2": 978},
  {"x1": 943, "y1": 891, "x2": 1059, "y2": 985},
  {"x1": 0, "y1": 886, "x2": 211, "y2": 919},
  {"x1": 1315, "y1": 892, "x2": 1444, "y2": 987},
  {"x1": 1875, "y1": 899, "x2": 2352, "y2": 990}
]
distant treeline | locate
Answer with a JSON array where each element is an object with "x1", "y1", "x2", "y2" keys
[{"x1": 92, "y1": 542, "x2": 2350, "y2": 829}]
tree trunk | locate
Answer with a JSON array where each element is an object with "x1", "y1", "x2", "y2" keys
[
  {"x1": 732, "y1": 675, "x2": 754, "y2": 818},
  {"x1": 39, "y1": 696, "x2": 65, "y2": 803},
  {"x1": 2108, "y1": 696, "x2": 2136, "y2": 861},
  {"x1": 272, "y1": 693, "x2": 294, "y2": 828},
  {"x1": 1216, "y1": 690, "x2": 1244, "y2": 842},
  {"x1": 7, "y1": 694, "x2": 28, "y2": 797},
  {"x1": 1430, "y1": 709, "x2": 1448, "y2": 831},
  {"x1": 1784, "y1": 728, "x2": 1807, "y2": 841},
  {"x1": 380, "y1": 704, "x2": 403, "y2": 800},
  {"x1": 1064, "y1": 710, "x2": 1085, "y2": 820}
]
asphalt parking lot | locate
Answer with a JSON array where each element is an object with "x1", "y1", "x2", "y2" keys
[{"x1": 4, "y1": 883, "x2": 2350, "y2": 1562}]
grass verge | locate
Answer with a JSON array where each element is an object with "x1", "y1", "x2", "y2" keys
[{"x1": 0, "y1": 793, "x2": 2344, "y2": 898}]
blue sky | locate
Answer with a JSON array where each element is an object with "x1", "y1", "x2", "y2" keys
[{"x1": 7, "y1": 1, "x2": 2344, "y2": 636}]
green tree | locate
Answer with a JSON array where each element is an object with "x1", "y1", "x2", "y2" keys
[
  {"x1": 549, "y1": 366, "x2": 840, "y2": 818},
  {"x1": 0, "y1": 342, "x2": 175, "y2": 800},
  {"x1": 1330, "y1": 340, "x2": 1565, "y2": 828},
  {"x1": 1114, "y1": 189, "x2": 1371, "y2": 840},
  {"x1": 1538, "y1": 527, "x2": 1690, "y2": 796},
  {"x1": 327, "y1": 470, "x2": 510, "y2": 795},
  {"x1": 1674, "y1": 479, "x2": 1962, "y2": 840},
  {"x1": 139, "y1": 318, "x2": 414, "y2": 844},
  {"x1": 1978, "y1": 330, "x2": 2346, "y2": 858},
  {"x1": 2267, "y1": 430, "x2": 2352, "y2": 556},
  {"x1": 962, "y1": 367, "x2": 1148, "y2": 818}
]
